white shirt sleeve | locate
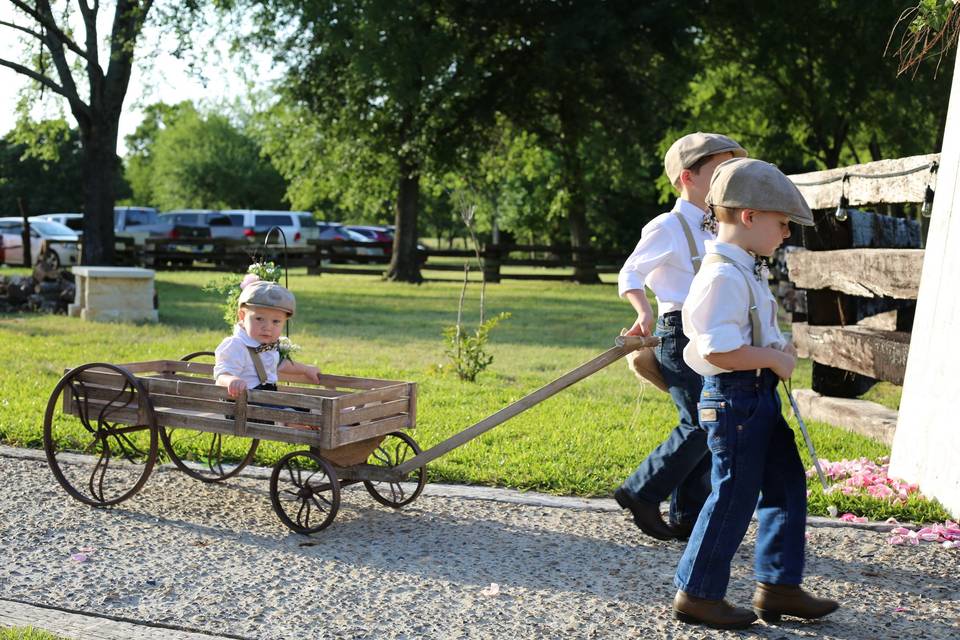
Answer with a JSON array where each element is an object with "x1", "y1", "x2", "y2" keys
[
  {"x1": 686, "y1": 268, "x2": 751, "y2": 358},
  {"x1": 214, "y1": 337, "x2": 248, "y2": 379},
  {"x1": 618, "y1": 223, "x2": 677, "y2": 297}
]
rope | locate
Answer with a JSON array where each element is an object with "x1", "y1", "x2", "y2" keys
[
  {"x1": 792, "y1": 160, "x2": 938, "y2": 187},
  {"x1": 626, "y1": 375, "x2": 648, "y2": 431}
]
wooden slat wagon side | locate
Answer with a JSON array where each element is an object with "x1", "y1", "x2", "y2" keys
[
  {"x1": 43, "y1": 355, "x2": 421, "y2": 534},
  {"x1": 43, "y1": 335, "x2": 658, "y2": 534}
]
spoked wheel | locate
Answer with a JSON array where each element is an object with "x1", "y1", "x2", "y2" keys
[
  {"x1": 159, "y1": 351, "x2": 260, "y2": 483},
  {"x1": 363, "y1": 431, "x2": 427, "y2": 508},
  {"x1": 160, "y1": 428, "x2": 259, "y2": 483},
  {"x1": 43, "y1": 363, "x2": 158, "y2": 506},
  {"x1": 270, "y1": 450, "x2": 341, "y2": 534}
]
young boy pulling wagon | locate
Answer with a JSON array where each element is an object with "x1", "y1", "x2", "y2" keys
[{"x1": 672, "y1": 157, "x2": 839, "y2": 629}]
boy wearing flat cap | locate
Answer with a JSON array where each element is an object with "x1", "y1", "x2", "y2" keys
[
  {"x1": 215, "y1": 278, "x2": 320, "y2": 399},
  {"x1": 615, "y1": 132, "x2": 746, "y2": 541},
  {"x1": 672, "y1": 158, "x2": 838, "y2": 629}
]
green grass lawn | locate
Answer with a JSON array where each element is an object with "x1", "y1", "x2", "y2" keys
[
  {"x1": 0, "y1": 266, "x2": 946, "y2": 522},
  {"x1": 0, "y1": 629, "x2": 64, "y2": 640}
]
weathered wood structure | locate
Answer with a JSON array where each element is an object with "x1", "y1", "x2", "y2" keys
[{"x1": 783, "y1": 153, "x2": 935, "y2": 443}]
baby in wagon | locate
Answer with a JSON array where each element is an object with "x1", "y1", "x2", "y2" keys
[{"x1": 214, "y1": 277, "x2": 321, "y2": 428}]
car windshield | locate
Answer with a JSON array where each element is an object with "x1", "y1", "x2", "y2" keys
[
  {"x1": 30, "y1": 221, "x2": 76, "y2": 236},
  {"x1": 297, "y1": 214, "x2": 317, "y2": 227}
]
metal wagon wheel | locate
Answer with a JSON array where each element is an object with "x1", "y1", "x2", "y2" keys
[
  {"x1": 43, "y1": 363, "x2": 158, "y2": 506},
  {"x1": 270, "y1": 450, "x2": 341, "y2": 534},
  {"x1": 158, "y1": 351, "x2": 260, "y2": 483},
  {"x1": 363, "y1": 431, "x2": 427, "y2": 508}
]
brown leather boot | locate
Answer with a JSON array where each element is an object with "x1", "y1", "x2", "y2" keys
[
  {"x1": 752, "y1": 583, "x2": 839, "y2": 623},
  {"x1": 673, "y1": 590, "x2": 757, "y2": 629}
]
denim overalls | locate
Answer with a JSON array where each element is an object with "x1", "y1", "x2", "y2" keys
[{"x1": 674, "y1": 255, "x2": 807, "y2": 599}]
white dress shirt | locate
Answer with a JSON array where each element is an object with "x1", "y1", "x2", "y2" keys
[
  {"x1": 214, "y1": 324, "x2": 280, "y2": 388},
  {"x1": 618, "y1": 199, "x2": 715, "y2": 314},
  {"x1": 681, "y1": 241, "x2": 787, "y2": 377}
]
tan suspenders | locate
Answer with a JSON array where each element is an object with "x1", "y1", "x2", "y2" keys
[
  {"x1": 699, "y1": 254, "x2": 762, "y2": 348},
  {"x1": 674, "y1": 212, "x2": 702, "y2": 274},
  {"x1": 245, "y1": 346, "x2": 269, "y2": 385}
]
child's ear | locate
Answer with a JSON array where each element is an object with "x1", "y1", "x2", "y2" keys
[{"x1": 740, "y1": 209, "x2": 755, "y2": 228}]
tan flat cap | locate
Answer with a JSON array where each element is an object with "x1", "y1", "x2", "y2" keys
[
  {"x1": 664, "y1": 132, "x2": 747, "y2": 186},
  {"x1": 706, "y1": 158, "x2": 814, "y2": 226},
  {"x1": 238, "y1": 280, "x2": 296, "y2": 316}
]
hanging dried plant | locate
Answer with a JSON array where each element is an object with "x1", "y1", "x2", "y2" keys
[{"x1": 886, "y1": 0, "x2": 960, "y2": 78}]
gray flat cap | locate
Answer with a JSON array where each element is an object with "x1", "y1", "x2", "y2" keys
[
  {"x1": 664, "y1": 132, "x2": 747, "y2": 186},
  {"x1": 706, "y1": 158, "x2": 814, "y2": 226},
  {"x1": 238, "y1": 280, "x2": 296, "y2": 316}
]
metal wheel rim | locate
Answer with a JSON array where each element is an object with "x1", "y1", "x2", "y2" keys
[
  {"x1": 43, "y1": 362, "x2": 158, "y2": 506},
  {"x1": 269, "y1": 450, "x2": 340, "y2": 534},
  {"x1": 162, "y1": 350, "x2": 258, "y2": 482},
  {"x1": 160, "y1": 428, "x2": 259, "y2": 483},
  {"x1": 363, "y1": 431, "x2": 426, "y2": 508}
]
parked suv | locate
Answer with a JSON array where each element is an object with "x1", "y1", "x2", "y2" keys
[
  {"x1": 221, "y1": 210, "x2": 320, "y2": 247},
  {"x1": 160, "y1": 210, "x2": 248, "y2": 241}
]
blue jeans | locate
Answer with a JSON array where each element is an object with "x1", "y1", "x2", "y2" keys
[
  {"x1": 675, "y1": 369, "x2": 807, "y2": 600},
  {"x1": 620, "y1": 312, "x2": 711, "y2": 525}
]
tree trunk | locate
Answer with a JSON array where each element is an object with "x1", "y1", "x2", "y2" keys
[
  {"x1": 78, "y1": 122, "x2": 119, "y2": 266},
  {"x1": 386, "y1": 159, "x2": 423, "y2": 283},
  {"x1": 558, "y1": 98, "x2": 599, "y2": 285}
]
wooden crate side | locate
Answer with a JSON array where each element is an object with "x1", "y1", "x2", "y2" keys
[
  {"x1": 145, "y1": 392, "x2": 327, "y2": 428},
  {"x1": 331, "y1": 414, "x2": 411, "y2": 447},
  {"x1": 339, "y1": 398, "x2": 410, "y2": 424},
  {"x1": 338, "y1": 383, "x2": 411, "y2": 410},
  {"x1": 315, "y1": 373, "x2": 402, "y2": 390},
  {"x1": 64, "y1": 397, "x2": 328, "y2": 446}
]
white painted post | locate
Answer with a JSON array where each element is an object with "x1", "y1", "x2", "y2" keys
[{"x1": 889, "y1": 46, "x2": 960, "y2": 518}]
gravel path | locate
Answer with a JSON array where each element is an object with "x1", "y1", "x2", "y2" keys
[{"x1": 0, "y1": 447, "x2": 957, "y2": 639}]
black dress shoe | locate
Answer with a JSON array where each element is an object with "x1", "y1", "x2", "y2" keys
[
  {"x1": 669, "y1": 520, "x2": 695, "y2": 541},
  {"x1": 614, "y1": 487, "x2": 675, "y2": 540}
]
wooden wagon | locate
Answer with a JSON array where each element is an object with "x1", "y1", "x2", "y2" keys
[{"x1": 43, "y1": 335, "x2": 657, "y2": 534}]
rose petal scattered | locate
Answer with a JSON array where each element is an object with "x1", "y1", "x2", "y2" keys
[{"x1": 70, "y1": 553, "x2": 88, "y2": 563}]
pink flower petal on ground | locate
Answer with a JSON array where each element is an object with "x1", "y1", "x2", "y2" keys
[
  {"x1": 70, "y1": 553, "x2": 87, "y2": 562},
  {"x1": 893, "y1": 606, "x2": 908, "y2": 613},
  {"x1": 888, "y1": 535, "x2": 905, "y2": 545},
  {"x1": 942, "y1": 541, "x2": 960, "y2": 550},
  {"x1": 853, "y1": 516, "x2": 868, "y2": 523},
  {"x1": 890, "y1": 527, "x2": 912, "y2": 535},
  {"x1": 77, "y1": 547, "x2": 95, "y2": 553},
  {"x1": 840, "y1": 513, "x2": 857, "y2": 522},
  {"x1": 919, "y1": 532, "x2": 942, "y2": 542},
  {"x1": 481, "y1": 583, "x2": 500, "y2": 597}
]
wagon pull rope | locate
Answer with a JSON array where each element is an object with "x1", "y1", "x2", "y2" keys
[{"x1": 390, "y1": 334, "x2": 660, "y2": 478}]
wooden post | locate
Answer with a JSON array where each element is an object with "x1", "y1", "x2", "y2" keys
[
  {"x1": 17, "y1": 198, "x2": 31, "y2": 267},
  {"x1": 483, "y1": 243, "x2": 501, "y2": 283}
]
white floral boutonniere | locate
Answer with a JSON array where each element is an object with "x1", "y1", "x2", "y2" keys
[{"x1": 278, "y1": 336, "x2": 301, "y2": 362}]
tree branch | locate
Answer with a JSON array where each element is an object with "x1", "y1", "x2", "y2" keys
[
  {"x1": 0, "y1": 57, "x2": 69, "y2": 99},
  {"x1": 0, "y1": 19, "x2": 45, "y2": 42},
  {"x1": 77, "y1": 0, "x2": 104, "y2": 93},
  {"x1": 9, "y1": 0, "x2": 90, "y2": 61}
]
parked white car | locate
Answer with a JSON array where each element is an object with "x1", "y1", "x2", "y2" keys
[
  {"x1": 220, "y1": 210, "x2": 320, "y2": 247},
  {"x1": 0, "y1": 218, "x2": 80, "y2": 268},
  {"x1": 33, "y1": 213, "x2": 84, "y2": 235}
]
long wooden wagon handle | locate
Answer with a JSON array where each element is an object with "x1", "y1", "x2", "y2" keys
[{"x1": 390, "y1": 334, "x2": 660, "y2": 477}]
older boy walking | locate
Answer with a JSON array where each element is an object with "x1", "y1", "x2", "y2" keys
[{"x1": 615, "y1": 132, "x2": 746, "y2": 541}]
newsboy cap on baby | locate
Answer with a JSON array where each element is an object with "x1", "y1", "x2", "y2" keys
[
  {"x1": 238, "y1": 280, "x2": 296, "y2": 316},
  {"x1": 664, "y1": 132, "x2": 747, "y2": 186},
  {"x1": 706, "y1": 157, "x2": 815, "y2": 226}
]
